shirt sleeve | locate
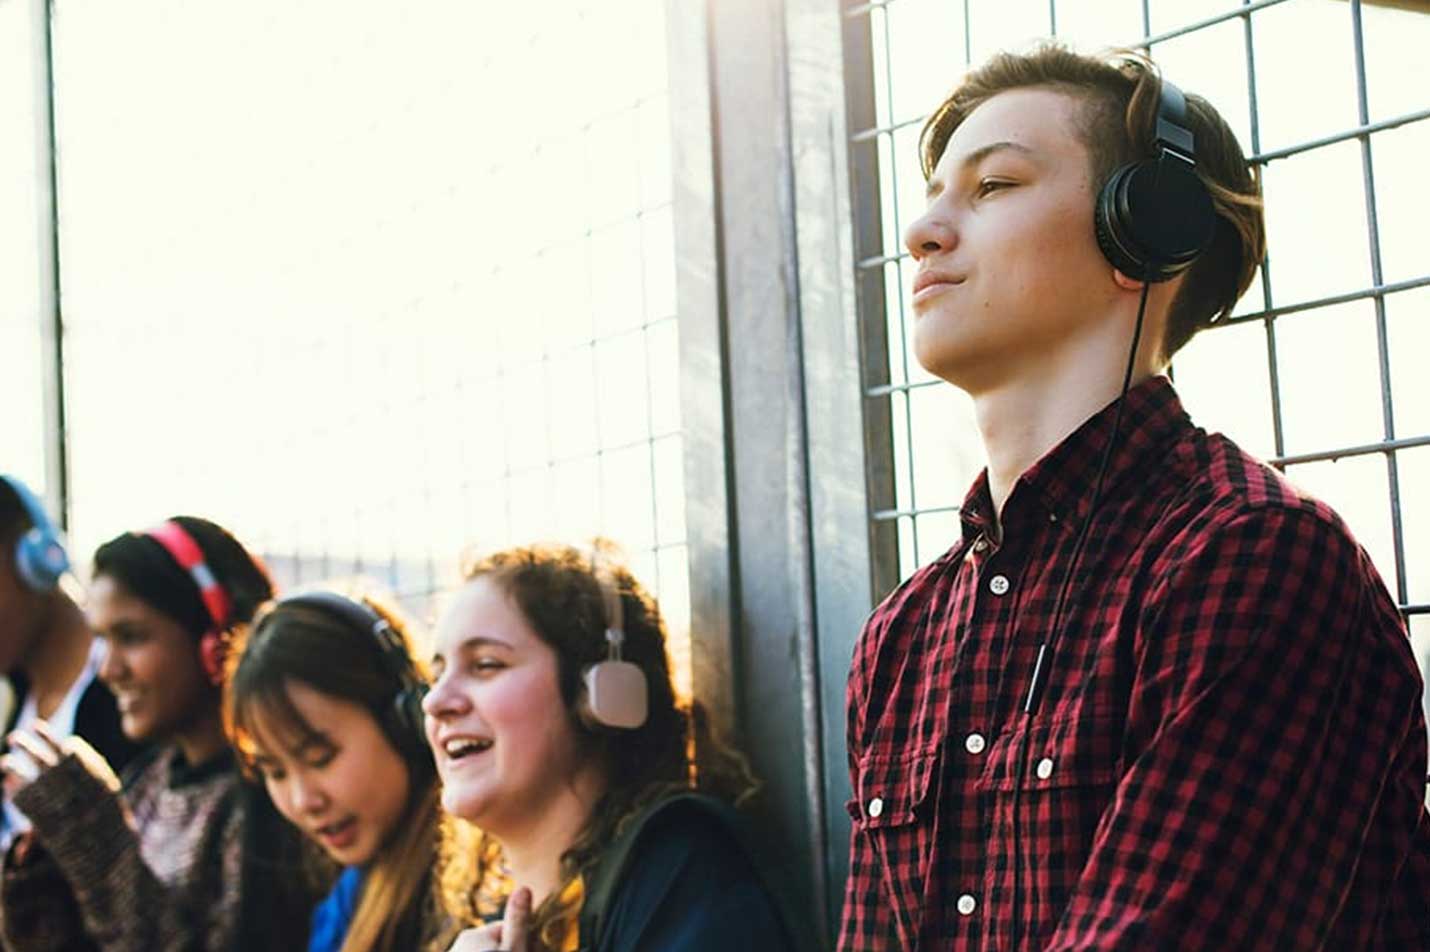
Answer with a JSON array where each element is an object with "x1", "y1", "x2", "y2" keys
[
  {"x1": 599, "y1": 806, "x2": 795, "y2": 952},
  {"x1": 9, "y1": 755, "x2": 241, "y2": 952},
  {"x1": 839, "y1": 606, "x2": 905, "y2": 950},
  {"x1": 1047, "y1": 505, "x2": 1427, "y2": 950}
]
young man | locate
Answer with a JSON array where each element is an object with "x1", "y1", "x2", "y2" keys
[
  {"x1": 840, "y1": 47, "x2": 1429, "y2": 950},
  {"x1": 0, "y1": 474, "x2": 138, "y2": 853}
]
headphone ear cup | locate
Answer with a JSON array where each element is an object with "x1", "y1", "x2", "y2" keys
[
  {"x1": 198, "y1": 631, "x2": 227, "y2": 686},
  {"x1": 1096, "y1": 159, "x2": 1215, "y2": 283},
  {"x1": 1095, "y1": 164, "x2": 1145, "y2": 280},
  {"x1": 386, "y1": 685, "x2": 432, "y2": 769},
  {"x1": 14, "y1": 528, "x2": 69, "y2": 592},
  {"x1": 579, "y1": 660, "x2": 648, "y2": 730}
]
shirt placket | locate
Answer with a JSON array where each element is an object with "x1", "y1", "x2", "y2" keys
[{"x1": 939, "y1": 527, "x2": 1025, "y2": 950}]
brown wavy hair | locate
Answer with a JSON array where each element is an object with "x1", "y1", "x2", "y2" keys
[
  {"x1": 918, "y1": 43, "x2": 1265, "y2": 361},
  {"x1": 437, "y1": 541, "x2": 759, "y2": 950}
]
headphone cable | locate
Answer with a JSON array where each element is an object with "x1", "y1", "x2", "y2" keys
[{"x1": 1004, "y1": 277, "x2": 1152, "y2": 949}]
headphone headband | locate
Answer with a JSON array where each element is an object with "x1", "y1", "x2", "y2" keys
[
  {"x1": 1152, "y1": 78, "x2": 1195, "y2": 161},
  {"x1": 145, "y1": 521, "x2": 234, "y2": 632},
  {"x1": 591, "y1": 551, "x2": 626, "y2": 660},
  {"x1": 271, "y1": 591, "x2": 421, "y2": 690}
]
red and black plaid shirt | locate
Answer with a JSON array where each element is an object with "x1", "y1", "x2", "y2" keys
[{"x1": 840, "y1": 376, "x2": 1430, "y2": 950}]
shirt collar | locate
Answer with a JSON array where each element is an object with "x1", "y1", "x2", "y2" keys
[
  {"x1": 959, "y1": 376, "x2": 1189, "y2": 541},
  {"x1": 959, "y1": 470, "x2": 995, "y2": 544},
  {"x1": 166, "y1": 745, "x2": 235, "y2": 789}
]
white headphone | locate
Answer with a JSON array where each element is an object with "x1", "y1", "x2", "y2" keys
[{"x1": 578, "y1": 554, "x2": 648, "y2": 730}]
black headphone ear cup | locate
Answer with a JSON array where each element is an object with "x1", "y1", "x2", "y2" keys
[
  {"x1": 1095, "y1": 165, "x2": 1144, "y2": 280},
  {"x1": 1096, "y1": 159, "x2": 1215, "y2": 282},
  {"x1": 386, "y1": 685, "x2": 432, "y2": 770}
]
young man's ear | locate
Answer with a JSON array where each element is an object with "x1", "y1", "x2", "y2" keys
[{"x1": 1112, "y1": 269, "x2": 1145, "y2": 291}]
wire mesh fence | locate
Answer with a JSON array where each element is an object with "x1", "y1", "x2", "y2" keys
[
  {"x1": 5, "y1": 0, "x2": 690, "y2": 688},
  {"x1": 846, "y1": 0, "x2": 1430, "y2": 662}
]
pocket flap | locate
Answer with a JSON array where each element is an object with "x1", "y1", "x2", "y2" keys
[
  {"x1": 978, "y1": 716, "x2": 1118, "y2": 792},
  {"x1": 851, "y1": 749, "x2": 938, "y2": 827}
]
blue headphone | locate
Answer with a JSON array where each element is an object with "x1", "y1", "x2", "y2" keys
[{"x1": 0, "y1": 474, "x2": 70, "y2": 592}]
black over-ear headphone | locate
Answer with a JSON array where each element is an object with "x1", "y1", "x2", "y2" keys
[
  {"x1": 1093, "y1": 78, "x2": 1216, "y2": 283},
  {"x1": 269, "y1": 591, "x2": 432, "y2": 771}
]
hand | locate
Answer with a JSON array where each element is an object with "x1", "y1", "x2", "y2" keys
[
  {"x1": 447, "y1": 886, "x2": 532, "y2": 951},
  {"x1": 1, "y1": 721, "x2": 121, "y2": 796}
]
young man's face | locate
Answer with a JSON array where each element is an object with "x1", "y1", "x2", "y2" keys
[{"x1": 904, "y1": 87, "x2": 1121, "y2": 391}]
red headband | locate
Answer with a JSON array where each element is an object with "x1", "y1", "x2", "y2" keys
[{"x1": 145, "y1": 521, "x2": 233, "y2": 632}]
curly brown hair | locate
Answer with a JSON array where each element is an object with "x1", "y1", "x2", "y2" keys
[{"x1": 437, "y1": 541, "x2": 759, "y2": 950}]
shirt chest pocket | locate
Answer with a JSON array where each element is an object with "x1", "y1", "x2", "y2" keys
[
  {"x1": 975, "y1": 716, "x2": 1121, "y2": 912},
  {"x1": 976, "y1": 715, "x2": 1119, "y2": 793},
  {"x1": 846, "y1": 749, "x2": 939, "y2": 946}
]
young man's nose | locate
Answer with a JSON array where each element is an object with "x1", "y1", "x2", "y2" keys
[{"x1": 904, "y1": 208, "x2": 957, "y2": 260}]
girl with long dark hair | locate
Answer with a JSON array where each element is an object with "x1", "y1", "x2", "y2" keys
[
  {"x1": 226, "y1": 592, "x2": 448, "y2": 952},
  {"x1": 0, "y1": 516, "x2": 313, "y2": 951}
]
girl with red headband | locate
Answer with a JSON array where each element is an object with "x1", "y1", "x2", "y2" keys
[{"x1": 0, "y1": 516, "x2": 316, "y2": 951}]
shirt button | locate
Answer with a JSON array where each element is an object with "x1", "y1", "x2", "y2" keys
[
  {"x1": 988, "y1": 574, "x2": 1010, "y2": 595},
  {"x1": 868, "y1": 797, "x2": 884, "y2": 819},
  {"x1": 957, "y1": 894, "x2": 977, "y2": 916},
  {"x1": 964, "y1": 733, "x2": 986, "y2": 754},
  {"x1": 1036, "y1": 757, "x2": 1054, "y2": 780},
  {"x1": 972, "y1": 536, "x2": 989, "y2": 552}
]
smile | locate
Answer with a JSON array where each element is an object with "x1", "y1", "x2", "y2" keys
[{"x1": 441, "y1": 736, "x2": 493, "y2": 761}]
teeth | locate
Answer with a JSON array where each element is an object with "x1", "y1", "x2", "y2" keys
[{"x1": 444, "y1": 738, "x2": 492, "y2": 758}]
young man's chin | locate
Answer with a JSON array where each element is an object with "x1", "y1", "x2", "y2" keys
[{"x1": 912, "y1": 343, "x2": 981, "y2": 392}]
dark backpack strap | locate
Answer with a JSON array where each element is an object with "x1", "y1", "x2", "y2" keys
[{"x1": 578, "y1": 793, "x2": 765, "y2": 950}]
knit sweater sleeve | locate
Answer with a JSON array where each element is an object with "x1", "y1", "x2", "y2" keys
[
  {"x1": 7, "y1": 754, "x2": 241, "y2": 952},
  {"x1": 1, "y1": 835, "x2": 99, "y2": 952}
]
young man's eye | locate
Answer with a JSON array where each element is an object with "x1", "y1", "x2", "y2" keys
[{"x1": 975, "y1": 178, "x2": 1012, "y2": 198}]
